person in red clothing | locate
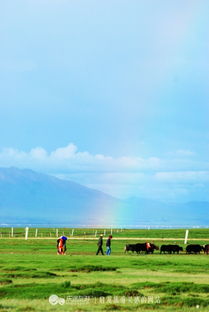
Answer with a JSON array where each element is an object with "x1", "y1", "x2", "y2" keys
[
  {"x1": 146, "y1": 242, "x2": 151, "y2": 252},
  {"x1": 57, "y1": 238, "x2": 64, "y2": 255},
  {"x1": 57, "y1": 236, "x2": 68, "y2": 255}
]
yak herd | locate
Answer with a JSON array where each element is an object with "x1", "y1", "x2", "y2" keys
[{"x1": 124, "y1": 242, "x2": 209, "y2": 255}]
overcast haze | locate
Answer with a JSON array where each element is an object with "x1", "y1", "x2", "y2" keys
[{"x1": 0, "y1": 0, "x2": 209, "y2": 201}]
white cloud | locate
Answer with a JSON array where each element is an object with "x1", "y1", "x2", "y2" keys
[
  {"x1": 0, "y1": 143, "x2": 208, "y2": 173},
  {"x1": 0, "y1": 143, "x2": 164, "y2": 172},
  {"x1": 168, "y1": 149, "x2": 196, "y2": 157},
  {"x1": 176, "y1": 150, "x2": 195, "y2": 157},
  {"x1": 50, "y1": 143, "x2": 77, "y2": 159},
  {"x1": 30, "y1": 147, "x2": 48, "y2": 159},
  {"x1": 0, "y1": 143, "x2": 208, "y2": 201},
  {"x1": 155, "y1": 171, "x2": 209, "y2": 183}
]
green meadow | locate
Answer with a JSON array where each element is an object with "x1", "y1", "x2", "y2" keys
[{"x1": 0, "y1": 229, "x2": 209, "y2": 312}]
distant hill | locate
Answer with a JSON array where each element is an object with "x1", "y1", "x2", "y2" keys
[
  {"x1": 0, "y1": 167, "x2": 208, "y2": 227},
  {"x1": 122, "y1": 197, "x2": 209, "y2": 227},
  {"x1": 0, "y1": 167, "x2": 120, "y2": 226}
]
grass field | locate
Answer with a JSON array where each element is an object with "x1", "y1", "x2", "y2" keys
[{"x1": 0, "y1": 229, "x2": 209, "y2": 312}]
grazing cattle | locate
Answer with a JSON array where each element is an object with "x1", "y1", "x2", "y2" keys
[
  {"x1": 133, "y1": 243, "x2": 147, "y2": 254},
  {"x1": 186, "y1": 244, "x2": 203, "y2": 254},
  {"x1": 160, "y1": 245, "x2": 183, "y2": 254},
  {"x1": 124, "y1": 244, "x2": 138, "y2": 253},
  {"x1": 203, "y1": 244, "x2": 209, "y2": 254},
  {"x1": 124, "y1": 243, "x2": 159, "y2": 254},
  {"x1": 172, "y1": 245, "x2": 183, "y2": 253},
  {"x1": 160, "y1": 245, "x2": 168, "y2": 254},
  {"x1": 149, "y1": 243, "x2": 159, "y2": 253}
]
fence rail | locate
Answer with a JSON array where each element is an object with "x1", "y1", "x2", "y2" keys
[
  {"x1": 0, "y1": 227, "x2": 209, "y2": 241},
  {"x1": 0, "y1": 227, "x2": 116, "y2": 239}
]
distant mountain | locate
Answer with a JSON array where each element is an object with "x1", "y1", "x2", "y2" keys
[
  {"x1": 0, "y1": 167, "x2": 121, "y2": 226},
  {"x1": 0, "y1": 167, "x2": 208, "y2": 227},
  {"x1": 123, "y1": 197, "x2": 209, "y2": 227}
]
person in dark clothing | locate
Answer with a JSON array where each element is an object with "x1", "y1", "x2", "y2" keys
[
  {"x1": 96, "y1": 234, "x2": 104, "y2": 255},
  {"x1": 106, "y1": 235, "x2": 113, "y2": 255}
]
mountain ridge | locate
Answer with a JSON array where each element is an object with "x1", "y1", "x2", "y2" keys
[{"x1": 0, "y1": 167, "x2": 208, "y2": 227}]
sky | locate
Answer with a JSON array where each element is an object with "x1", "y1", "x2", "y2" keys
[{"x1": 0, "y1": 0, "x2": 209, "y2": 202}]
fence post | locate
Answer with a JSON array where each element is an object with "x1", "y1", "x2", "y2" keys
[
  {"x1": 11, "y1": 227, "x2": 14, "y2": 238},
  {"x1": 25, "y1": 227, "x2": 29, "y2": 240},
  {"x1": 35, "y1": 229, "x2": 38, "y2": 238},
  {"x1": 72, "y1": 229, "x2": 74, "y2": 236},
  {"x1": 184, "y1": 229, "x2": 189, "y2": 244},
  {"x1": 56, "y1": 229, "x2": 58, "y2": 237}
]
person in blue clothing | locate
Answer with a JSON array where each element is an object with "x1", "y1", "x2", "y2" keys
[{"x1": 106, "y1": 235, "x2": 113, "y2": 255}]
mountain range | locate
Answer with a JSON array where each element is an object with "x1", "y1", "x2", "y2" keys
[{"x1": 0, "y1": 167, "x2": 208, "y2": 227}]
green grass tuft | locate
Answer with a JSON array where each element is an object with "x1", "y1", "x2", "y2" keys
[{"x1": 61, "y1": 281, "x2": 71, "y2": 288}]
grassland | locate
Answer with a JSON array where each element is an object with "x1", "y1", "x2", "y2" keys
[{"x1": 0, "y1": 229, "x2": 208, "y2": 312}]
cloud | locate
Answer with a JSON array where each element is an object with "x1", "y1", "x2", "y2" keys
[
  {"x1": 0, "y1": 143, "x2": 208, "y2": 201},
  {"x1": 0, "y1": 143, "x2": 163, "y2": 172},
  {"x1": 0, "y1": 143, "x2": 208, "y2": 174},
  {"x1": 30, "y1": 147, "x2": 48, "y2": 159},
  {"x1": 155, "y1": 171, "x2": 209, "y2": 183},
  {"x1": 50, "y1": 144, "x2": 78, "y2": 159},
  {"x1": 168, "y1": 149, "x2": 196, "y2": 157}
]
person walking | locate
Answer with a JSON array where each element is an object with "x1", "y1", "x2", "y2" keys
[
  {"x1": 96, "y1": 234, "x2": 104, "y2": 255},
  {"x1": 106, "y1": 235, "x2": 113, "y2": 255}
]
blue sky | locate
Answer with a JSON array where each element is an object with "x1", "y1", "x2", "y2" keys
[{"x1": 0, "y1": 0, "x2": 209, "y2": 201}]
